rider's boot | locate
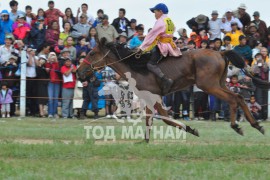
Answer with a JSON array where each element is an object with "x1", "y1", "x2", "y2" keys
[{"x1": 161, "y1": 75, "x2": 174, "y2": 95}]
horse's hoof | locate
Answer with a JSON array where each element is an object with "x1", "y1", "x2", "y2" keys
[
  {"x1": 258, "y1": 126, "x2": 265, "y2": 135},
  {"x1": 192, "y1": 129, "x2": 200, "y2": 137},
  {"x1": 231, "y1": 124, "x2": 244, "y2": 136}
]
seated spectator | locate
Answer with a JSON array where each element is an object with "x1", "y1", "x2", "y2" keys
[
  {"x1": 71, "y1": 13, "x2": 91, "y2": 42},
  {"x1": 12, "y1": 14, "x2": 31, "y2": 40},
  {"x1": 221, "y1": 36, "x2": 234, "y2": 51},
  {"x1": 59, "y1": 22, "x2": 72, "y2": 46},
  {"x1": 221, "y1": 9, "x2": 243, "y2": 34},
  {"x1": 246, "y1": 23, "x2": 261, "y2": 48},
  {"x1": 0, "y1": 35, "x2": 16, "y2": 65},
  {"x1": 111, "y1": 8, "x2": 130, "y2": 35},
  {"x1": 237, "y1": 3, "x2": 251, "y2": 32},
  {"x1": 96, "y1": 14, "x2": 119, "y2": 42},
  {"x1": 46, "y1": 20, "x2": 60, "y2": 48},
  {"x1": 234, "y1": 35, "x2": 252, "y2": 64},
  {"x1": 127, "y1": 19, "x2": 137, "y2": 38},
  {"x1": 248, "y1": 96, "x2": 262, "y2": 121},
  {"x1": 9, "y1": 0, "x2": 25, "y2": 22},
  {"x1": 252, "y1": 41, "x2": 262, "y2": 58},
  {"x1": 0, "y1": 81, "x2": 13, "y2": 118},
  {"x1": 61, "y1": 58, "x2": 77, "y2": 118},
  {"x1": 36, "y1": 55, "x2": 49, "y2": 117},
  {"x1": 0, "y1": 10, "x2": 14, "y2": 45},
  {"x1": 129, "y1": 26, "x2": 145, "y2": 49},
  {"x1": 87, "y1": 27, "x2": 98, "y2": 50},
  {"x1": 229, "y1": 75, "x2": 241, "y2": 94},
  {"x1": 117, "y1": 32, "x2": 128, "y2": 45},
  {"x1": 92, "y1": 9, "x2": 104, "y2": 28},
  {"x1": 31, "y1": 8, "x2": 48, "y2": 27},
  {"x1": 177, "y1": 28, "x2": 189, "y2": 46},
  {"x1": 76, "y1": 3, "x2": 95, "y2": 26},
  {"x1": 63, "y1": 8, "x2": 77, "y2": 27},
  {"x1": 200, "y1": 40, "x2": 208, "y2": 49},
  {"x1": 213, "y1": 38, "x2": 222, "y2": 51},
  {"x1": 45, "y1": 52, "x2": 61, "y2": 118},
  {"x1": 64, "y1": 36, "x2": 77, "y2": 63},
  {"x1": 225, "y1": 22, "x2": 244, "y2": 46},
  {"x1": 37, "y1": 42, "x2": 51, "y2": 57},
  {"x1": 54, "y1": 39, "x2": 65, "y2": 55},
  {"x1": 58, "y1": 48, "x2": 71, "y2": 67},
  {"x1": 188, "y1": 32, "x2": 200, "y2": 48},
  {"x1": 176, "y1": 38, "x2": 188, "y2": 52},
  {"x1": 252, "y1": 11, "x2": 268, "y2": 46},
  {"x1": 187, "y1": 40, "x2": 196, "y2": 50},
  {"x1": 25, "y1": 5, "x2": 36, "y2": 26},
  {"x1": 75, "y1": 37, "x2": 90, "y2": 60},
  {"x1": 208, "y1": 10, "x2": 222, "y2": 40},
  {"x1": 186, "y1": 14, "x2": 209, "y2": 35},
  {"x1": 45, "y1": 0, "x2": 65, "y2": 29},
  {"x1": 29, "y1": 16, "x2": 46, "y2": 49}
]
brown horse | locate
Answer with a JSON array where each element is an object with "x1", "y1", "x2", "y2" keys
[{"x1": 77, "y1": 38, "x2": 265, "y2": 141}]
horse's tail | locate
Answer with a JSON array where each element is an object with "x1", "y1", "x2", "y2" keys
[{"x1": 222, "y1": 50, "x2": 270, "y2": 89}]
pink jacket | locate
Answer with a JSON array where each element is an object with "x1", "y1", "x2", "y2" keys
[{"x1": 140, "y1": 14, "x2": 181, "y2": 57}]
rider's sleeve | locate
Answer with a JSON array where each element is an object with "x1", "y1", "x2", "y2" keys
[{"x1": 140, "y1": 20, "x2": 166, "y2": 51}]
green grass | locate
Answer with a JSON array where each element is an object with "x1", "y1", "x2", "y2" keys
[{"x1": 0, "y1": 118, "x2": 269, "y2": 179}]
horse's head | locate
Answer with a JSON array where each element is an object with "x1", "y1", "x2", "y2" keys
[{"x1": 77, "y1": 37, "x2": 114, "y2": 81}]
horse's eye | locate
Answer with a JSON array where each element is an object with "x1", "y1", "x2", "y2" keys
[{"x1": 90, "y1": 51, "x2": 95, "y2": 56}]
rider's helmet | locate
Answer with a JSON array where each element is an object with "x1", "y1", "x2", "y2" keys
[{"x1": 150, "y1": 3, "x2": 168, "y2": 14}]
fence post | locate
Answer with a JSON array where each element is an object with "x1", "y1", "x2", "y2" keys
[{"x1": 19, "y1": 50, "x2": 27, "y2": 118}]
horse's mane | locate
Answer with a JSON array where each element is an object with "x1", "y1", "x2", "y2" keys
[{"x1": 105, "y1": 42, "x2": 150, "y2": 74}]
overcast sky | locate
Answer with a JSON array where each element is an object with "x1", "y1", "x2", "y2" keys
[{"x1": 1, "y1": 0, "x2": 270, "y2": 36}]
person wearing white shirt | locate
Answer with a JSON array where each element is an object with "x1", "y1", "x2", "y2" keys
[
  {"x1": 0, "y1": 35, "x2": 15, "y2": 65},
  {"x1": 221, "y1": 9, "x2": 243, "y2": 34},
  {"x1": 208, "y1": 10, "x2": 222, "y2": 40},
  {"x1": 76, "y1": 3, "x2": 95, "y2": 25}
]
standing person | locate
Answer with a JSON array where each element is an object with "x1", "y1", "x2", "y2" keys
[
  {"x1": 208, "y1": 10, "x2": 222, "y2": 40},
  {"x1": 45, "y1": 1, "x2": 65, "y2": 29},
  {"x1": 0, "y1": 10, "x2": 14, "y2": 45},
  {"x1": 59, "y1": 22, "x2": 72, "y2": 45},
  {"x1": 46, "y1": 20, "x2": 60, "y2": 48},
  {"x1": 45, "y1": 52, "x2": 61, "y2": 118},
  {"x1": 12, "y1": 14, "x2": 31, "y2": 41},
  {"x1": 251, "y1": 11, "x2": 268, "y2": 46},
  {"x1": 9, "y1": 0, "x2": 25, "y2": 22},
  {"x1": 0, "y1": 35, "x2": 16, "y2": 64},
  {"x1": 177, "y1": 28, "x2": 189, "y2": 47},
  {"x1": 237, "y1": 3, "x2": 251, "y2": 32},
  {"x1": 139, "y1": 3, "x2": 181, "y2": 95},
  {"x1": 221, "y1": 9, "x2": 243, "y2": 34},
  {"x1": 76, "y1": 3, "x2": 95, "y2": 25},
  {"x1": 234, "y1": 35, "x2": 252, "y2": 65},
  {"x1": 87, "y1": 27, "x2": 98, "y2": 50},
  {"x1": 26, "y1": 48, "x2": 38, "y2": 116},
  {"x1": 96, "y1": 14, "x2": 119, "y2": 42},
  {"x1": 36, "y1": 55, "x2": 49, "y2": 118},
  {"x1": 63, "y1": 8, "x2": 77, "y2": 27},
  {"x1": 0, "y1": 82, "x2": 13, "y2": 118},
  {"x1": 92, "y1": 9, "x2": 104, "y2": 28},
  {"x1": 127, "y1": 19, "x2": 137, "y2": 39},
  {"x1": 186, "y1": 14, "x2": 209, "y2": 35},
  {"x1": 225, "y1": 22, "x2": 244, "y2": 46},
  {"x1": 193, "y1": 85, "x2": 209, "y2": 120},
  {"x1": 29, "y1": 16, "x2": 46, "y2": 49},
  {"x1": 129, "y1": 26, "x2": 145, "y2": 49},
  {"x1": 31, "y1": 8, "x2": 48, "y2": 27},
  {"x1": 61, "y1": 58, "x2": 77, "y2": 118},
  {"x1": 71, "y1": 13, "x2": 91, "y2": 43},
  {"x1": 64, "y1": 36, "x2": 77, "y2": 63},
  {"x1": 111, "y1": 8, "x2": 130, "y2": 35},
  {"x1": 25, "y1": 5, "x2": 36, "y2": 26}
]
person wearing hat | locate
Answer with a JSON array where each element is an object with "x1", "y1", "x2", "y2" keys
[
  {"x1": 0, "y1": 34, "x2": 16, "y2": 64},
  {"x1": 129, "y1": 25, "x2": 145, "y2": 49},
  {"x1": 225, "y1": 21, "x2": 244, "y2": 46},
  {"x1": 12, "y1": 14, "x2": 31, "y2": 40},
  {"x1": 8, "y1": 0, "x2": 25, "y2": 22},
  {"x1": 127, "y1": 19, "x2": 137, "y2": 38},
  {"x1": 208, "y1": 10, "x2": 222, "y2": 40},
  {"x1": 237, "y1": 3, "x2": 251, "y2": 30},
  {"x1": 61, "y1": 57, "x2": 77, "y2": 118},
  {"x1": 45, "y1": 1, "x2": 65, "y2": 30},
  {"x1": 29, "y1": 16, "x2": 46, "y2": 49},
  {"x1": 139, "y1": 3, "x2": 181, "y2": 95},
  {"x1": 111, "y1": 8, "x2": 131, "y2": 35},
  {"x1": 186, "y1": 14, "x2": 209, "y2": 35},
  {"x1": 36, "y1": 55, "x2": 49, "y2": 117},
  {"x1": 246, "y1": 23, "x2": 261, "y2": 48},
  {"x1": 221, "y1": 9, "x2": 243, "y2": 34},
  {"x1": 58, "y1": 48, "x2": 71, "y2": 67},
  {"x1": 96, "y1": 14, "x2": 119, "y2": 42},
  {"x1": 251, "y1": 11, "x2": 268, "y2": 45},
  {"x1": 0, "y1": 10, "x2": 14, "y2": 45},
  {"x1": 234, "y1": 35, "x2": 252, "y2": 64},
  {"x1": 71, "y1": 13, "x2": 91, "y2": 42},
  {"x1": 118, "y1": 32, "x2": 128, "y2": 44}
]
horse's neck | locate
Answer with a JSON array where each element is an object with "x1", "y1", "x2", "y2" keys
[{"x1": 109, "y1": 60, "x2": 137, "y2": 79}]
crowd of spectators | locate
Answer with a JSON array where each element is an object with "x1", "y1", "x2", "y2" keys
[{"x1": 0, "y1": 1, "x2": 269, "y2": 121}]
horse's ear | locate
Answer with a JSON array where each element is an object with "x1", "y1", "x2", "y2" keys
[{"x1": 100, "y1": 37, "x2": 107, "y2": 47}]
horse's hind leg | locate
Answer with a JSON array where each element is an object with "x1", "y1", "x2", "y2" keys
[
  {"x1": 204, "y1": 86, "x2": 243, "y2": 135},
  {"x1": 155, "y1": 102, "x2": 199, "y2": 137},
  {"x1": 145, "y1": 106, "x2": 153, "y2": 143}
]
